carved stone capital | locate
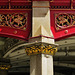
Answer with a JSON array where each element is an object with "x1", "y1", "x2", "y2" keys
[
  {"x1": 0, "y1": 65, "x2": 11, "y2": 70},
  {"x1": 25, "y1": 42, "x2": 58, "y2": 55},
  {"x1": 0, "y1": 58, "x2": 11, "y2": 70}
]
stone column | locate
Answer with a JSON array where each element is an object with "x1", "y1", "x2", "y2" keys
[
  {"x1": 30, "y1": 54, "x2": 53, "y2": 75},
  {"x1": 0, "y1": 64, "x2": 10, "y2": 75},
  {"x1": 0, "y1": 70, "x2": 8, "y2": 75},
  {"x1": 0, "y1": 58, "x2": 11, "y2": 75},
  {"x1": 25, "y1": 1, "x2": 58, "y2": 75},
  {"x1": 25, "y1": 43, "x2": 57, "y2": 75}
]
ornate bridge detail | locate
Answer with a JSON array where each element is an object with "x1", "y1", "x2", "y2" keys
[
  {"x1": 0, "y1": 13, "x2": 27, "y2": 30},
  {"x1": 55, "y1": 13, "x2": 75, "y2": 30},
  {"x1": 0, "y1": 65, "x2": 11, "y2": 70},
  {"x1": 0, "y1": 58, "x2": 11, "y2": 70},
  {"x1": 25, "y1": 44, "x2": 57, "y2": 55}
]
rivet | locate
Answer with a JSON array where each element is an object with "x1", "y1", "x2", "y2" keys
[
  {"x1": 45, "y1": 54, "x2": 50, "y2": 58},
  {"x1": 65, "y1": 41, "x2": 67, "y2": 43},
  {"x1": 14, "y1": 31, "x2": 17, "y2": 34},
  {"x1": 65, "y1": 30, "x2": 68, "y2": 34},
  {"x1": 35, "y1": 41, "x2": 37, "y2": 43}
]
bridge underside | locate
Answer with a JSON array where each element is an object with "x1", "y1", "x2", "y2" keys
[
  {"x1": 0, "y1": 0, "x2": 75, "y2": 75},
  {"x1": 0, "y1": 36, "x2": 75, "y2": 75}
]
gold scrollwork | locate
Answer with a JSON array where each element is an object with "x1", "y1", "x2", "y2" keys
[
  {"x1": 25, "y1": 44, "x2": 57, "y2": 55},
  {"x1": 0, "y1": 13, "x2": 27, "y2": 30},
  {"x1": 55, "y1": 13, "x2": 75, "y2": 30},
  {"x1": 0, "y1": 65, "x2": 11, "y2": 70},
  {"x1": 55, "y1": 14, "x2": 72, "y2": 30}
]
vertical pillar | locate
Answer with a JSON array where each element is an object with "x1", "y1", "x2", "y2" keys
[
  {"x1": 0, "y1": 58, "x2": 11, "y2": 75},
  {"x1": 25, "y1": 43, "x2": 57, "y2": 75},
  {"x1": 72, "y1": 72, "x2": 74, "y2": 75},
  {"x1": 30, "y1": 54, "x2": 53, "y2": 75},
  {"x1": 32, "y1": 1, "x2": 53, "y2": 38},
  {"x1": 26, "y1": 1, "x2": 58, "y2": 75},
  {"x1": 0, "y1": 70, "x2": 8, "y2": 75}
]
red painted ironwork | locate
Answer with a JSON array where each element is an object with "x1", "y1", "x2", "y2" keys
[
  {"x1": 30, "y1": 0, "x2": 75, "y2": 40},
  {"x1": 55, "y1": 13, "x2": 72, "y2": 30},
  {"x1": 50, "y1": 0, "x2": 75, "y2": 40},
  {"x1": 0, "y1": 0, "x2": 32, "y2": 41},
  {"x1": 0, "y1": 10, "x2": 31, "y2": 41},
  {"x1": 1, "y1": 0, "x2": 75, "y2": 41},
  {"x1": 0, "y1": 13, "x2": 27, "y2": 30}
]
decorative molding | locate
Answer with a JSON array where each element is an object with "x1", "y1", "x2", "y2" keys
[
  {"x1": 25, "y1": 44, "x2": 57, "y2": 55},
  {"x1": 0, "y1": 58, "x2": 11, "y2": 70},
  {"x1": 11, "y1": 5, "x2": 32, "y2": 9},
  {"x1": 0, "y1": 65, "x2": 11, "y2": 70},
  {"x1": 0, "y1": 1, "x2": 32, "y2": 9},
  {"x1": 0, "y1": 13, "x2": 27, "y2": 30},
  {"x1": 50, "y1": 6, "x2": 70, "y2": 9},
  {"x1": 55, "y1": 13, "x2": 75, "y2": 30},
  {"x1": 0, "y1": 6, "x2": 9, "y2": 9},
  {"x1": 0, "y1": 5, "x2": 32, "y2": 9}
]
